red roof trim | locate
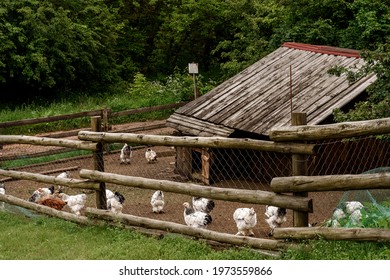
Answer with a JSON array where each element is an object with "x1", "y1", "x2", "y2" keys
[{"x1": 282, "y1": 42, "x2": 361, "y2": 58}]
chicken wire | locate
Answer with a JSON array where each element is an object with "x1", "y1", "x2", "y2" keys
[{"x1": 0, "y1": 133, "x2": 389, "y2": 236}]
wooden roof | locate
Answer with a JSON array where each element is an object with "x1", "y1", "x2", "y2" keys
[{"x1": 166, "y1": 42, "x2": 377, "y2": 137}]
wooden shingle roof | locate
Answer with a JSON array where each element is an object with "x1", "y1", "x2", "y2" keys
[{"x1": 166, "y1": 42, "x2": 377, "y2": 137}]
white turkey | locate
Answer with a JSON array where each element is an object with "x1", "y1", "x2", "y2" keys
[
  {"x1": 107, "y1": 191, "x2": 125, "y2": 214},
  {"x1": 56, "y1": 171, "x2": 70, "y2": 192},
  {"x1": 28, "y1": 185, "x2": 55, "y2": 203},
  {"x1": 57, "y1": 192, "x2": 87, "y2": 216},
  {"x1": 145, "y1": 147, "x2": 157, "y2": 163},
  {"x1": 192, "y1": 197, "x2": 215, "y2": 213},
  {"x1": 0, "y1": 183, "x2": 5, "y2": 210},
  {"x1": 264, "y1": 205, "x2": 287, "y2": 236},
  {"x1": 151, "y1": 190, "x2": 165, "y2": 213},
  {"x1": 233, "y1": 207, "x2": 257, "y2": 236},
  {"x1": 183, "y1": 202, "x2": 212, "y2": 228},
  {"x1": 120, "y1": 143, "x2": 132, "y2": 164}
]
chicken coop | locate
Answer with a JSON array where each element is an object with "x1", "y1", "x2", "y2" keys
[{"x1": 167, "y1": 42, "x2": 389, "y2": 186}]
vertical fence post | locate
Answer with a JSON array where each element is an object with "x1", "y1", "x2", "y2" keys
[
  {"x1": 91, "y1": 116, "x2": 107, "y2": 209},
  {"x1": 291, "y1": 112, "x2": 309, "y2": 227}
]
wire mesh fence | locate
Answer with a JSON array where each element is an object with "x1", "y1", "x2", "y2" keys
[{"x1": 0, "y1": 128, "x2": 389, "y2": 238}]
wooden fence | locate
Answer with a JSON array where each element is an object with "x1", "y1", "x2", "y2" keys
[
  {"x1": 1, "y1": 115, "x2": 390, "y2": 250},
  {"x1": 0, "y1": 102, "x2": 187, "y2": 138}
]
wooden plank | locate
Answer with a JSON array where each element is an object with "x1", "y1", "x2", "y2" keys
[
  {"x1": 270, "y1": 173, "x2": 390, "y2": 193},
  {"x1": 79, "y1": 169, "x2": 313, "y2": 212}
]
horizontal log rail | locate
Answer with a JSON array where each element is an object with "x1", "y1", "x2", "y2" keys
[
  {"x1": 0, "y1": 135, "x2": 97, "y2": 151},
  {"x1": 273, "y1": 227, "x2": 390, "y2": 242},
  {"x1": 0, "y1": 169, "x2": 100, "y2": 190},
  {"x1": 86, "y1": 207, "x2": 292, "y2": 251},
  {"x1": 270, "y1": 173, "x2": 390, "y2": 193},
  {"x1": 79, "y1": 169, "x2": 313, "y2": 212},
  {"x1": 110, "y1": 102, "x2": 187, "y2": 117},
  {"x1": 268, "y1": 117, "x2": 390, "y2": 141},
  {"x1": 0, "y1": 109, "x2": 104, "y2": 128},
  {"x1": 0, "y1": 194, "x2": 92, "y2": 225},
  {"x1": 78, "y1": 132, "x2": 315, "y2": 154}
]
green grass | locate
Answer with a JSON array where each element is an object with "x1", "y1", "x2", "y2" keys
[
  {"x1": 0, "y1": 150, "x2": 92, "y2": 169},
  {"x1": 0, "y1": 211, "x2": 389, "y2": 260}
]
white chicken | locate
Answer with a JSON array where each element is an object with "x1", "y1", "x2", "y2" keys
[
  {"x1": 145, "y1": 147, "x2": 157, "y2": 163},
  {"x1": 56, "y1": 171, "x2": 70, "y2": 192},
  {"x1": 28, "y1": 186, "x2": 55, "y2": 203},
  {"x1": 120, "y1": 144, "x2": 132, "y2": 164},
  {"x1": 329, "y1": 201, "x2": 364, "y2": 227},
  {"x1": 233, "y1": 207, "x2": 257, "y2": 236},
  {"x1": 344, "y1": 201, "x2": 364, "y2": 215},
  {"x1": 57, "y1": 192, "x2": 87, "y2": 216},
  {"x1": 183, "y1": 202, "x2": 212, "y2": 228},
  {"x1": 264, "y1": 205, "x2": 287, "y2": 236},
  {"x1": 192, "y1": 197, "x2": 215, "y2": 213},
  {"x1": 0, "y1": 183, "x2": 5, "y2": 210},
  {"x1": 107, "y1": 191, "x2": 125, "y2": 214},
  {"x1": 151, "y1": 190, "x2": 165, "y2": 213}
]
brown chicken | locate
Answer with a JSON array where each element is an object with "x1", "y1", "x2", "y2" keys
[{"x1": 39, "y1": 197, "x2": 67, "y2": 210}]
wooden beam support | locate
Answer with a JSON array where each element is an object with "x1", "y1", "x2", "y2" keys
[
  {"x1": 273, "y1": 227, "x2": 390, "y2": 242},
  {"x1": 78, "y1": 131, "x2": 315, "y2": 155},
  {"x1": 86, "y1": 207, "x2": 293, "y2": 251},
  {"x1": 79, "y1": 169, "x2": 313, "y2": 212},
  {"x1": 271, "y1": 173, "x2": 390, "y2": 193},
  {"x1": 269, "y1": 117, "x2": 390, "y2": 141},
  {"x1": 0, "y1": 135, "x2": 97, "y2": 151},
  {"x1": 0, "y1": 169, "x2": 99, "y2": 190}
]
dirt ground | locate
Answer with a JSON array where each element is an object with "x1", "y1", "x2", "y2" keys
[{"x1": 1, "y1": 120, "x2": 343, "y2": 239}]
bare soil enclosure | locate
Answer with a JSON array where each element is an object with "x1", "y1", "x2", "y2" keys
[{"x1": 1, "y1": 120, "x2": 341, "y2": 239}]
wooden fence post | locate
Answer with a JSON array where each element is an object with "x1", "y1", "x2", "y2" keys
[
  {"x1": 91, "y1": 116, "x2": 107, "y2": 209},
  {"x1": 291, "y1": 112, "x2": 309, "y2": 227}
]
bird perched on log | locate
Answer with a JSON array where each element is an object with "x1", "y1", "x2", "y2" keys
[
  {"x1": 192, "y1": 197, "x2": 215, "y2": 214},
  {"x1": 120, "y1": 144, "x2": 132, "y2": 164},
  {"x1": 233, "y1": 207, "x2": 257, "y2": 236},
  {"x1": 145, "y1": 147, "x2": 157, "y2": 163},
  {"x1": 28, "y1": 186, "x2": 55, "y2": 203},
  {"x1": 183, "y1": 202, "x2": 212, "y2": 228},
  {"x1": 264, "y1": 205, "x2": 287, "y2": 236},
  {"x1": 151, "y1": 190, "x2": 165, "y2": 213}
]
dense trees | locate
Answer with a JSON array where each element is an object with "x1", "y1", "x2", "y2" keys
[{"x1": 0, "y1": 0, "x2": 389, "y2": 119}]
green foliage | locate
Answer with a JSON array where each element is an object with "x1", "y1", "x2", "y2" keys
[
  {"x1": 333, "y1": 44, "x2": 390, "y2": 122},
  {"x1": 283, "y1": 239, "x2": 390, "y2": 260},
  {"x1": 0, "y1": 0, "x2": 121, "y2": 100}
]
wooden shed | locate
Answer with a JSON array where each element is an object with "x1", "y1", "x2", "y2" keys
[{"x1": 166, "y1": 42, "x2": 379, "y2": 185}]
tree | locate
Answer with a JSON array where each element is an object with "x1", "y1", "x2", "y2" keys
[{"x1": 0, "y1": 0, "x2": 121, "y2": 101}]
